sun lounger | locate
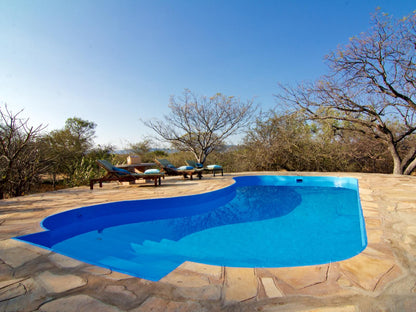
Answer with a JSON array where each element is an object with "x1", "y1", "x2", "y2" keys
[
  {"x1": 186, "y1": 160, "x2": 223, "y2": 177},
  {"x1": 90, "y1": 160, "x2": 164, "y2": 189},
  {"x1": 155, "y1": 158, "x2": 203, "y2": 180}
]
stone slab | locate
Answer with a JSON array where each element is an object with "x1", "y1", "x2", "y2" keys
[
  {"x1": 178, "y1": 261, "x2": 222, "y2": 279},
  {"x1": 0, "y1": 280, "x2": 26, "y2": 301},
  {"x1": 174, "y1": 284, "x2": 222, "y2": 301},
  {"x1": 104, "y1": 285, "x2": 137, "y2": 301},
  {"x1": 38, "y1": 294, "x2": 121, "y2": 312},
  {"x1": 261, "y1": 277, "x2": 283, "y2": 298},
  {"x1": 223, "y1": 267, "x2": 257, "y2": 302},
  {"x1": 36, "y1": 271, "x2": 87, "y2": 293},
  {"x1": 267, "y1": 265, "x2": 329, "y2": 290},
  {"x1": 161, "y1": 270, "x2": 211, "y2": 287},
  {"x1": 130, "y1": 297, "x2": 167, "y2": 312},
  {"x1": 339, "y1": 253, "x2": 397, "y2": 291},
  {"x1": 298, "y1": 306, "x2": 357, "y2": 312},
  {"x1": 0, "y1": 239, "x2": 45, "y2": 268},
  {"x1": 48, "y1": 253, "x2": 84, "y2": 268}
]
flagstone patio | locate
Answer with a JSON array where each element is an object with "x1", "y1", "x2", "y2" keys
[{"x1": 0, "y1": 172, "x2": 415, "y2": 311}]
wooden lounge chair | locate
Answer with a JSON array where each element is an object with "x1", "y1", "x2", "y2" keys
[
  {"x1": 90, "y1": 159, "x2": 164, "y2": 189},
  {"x1": 155, "y1": 158, "x2": 203, "y2": 180},
  {"x1": 186, "y1": 160, "x2": 223, "y2": 177}
]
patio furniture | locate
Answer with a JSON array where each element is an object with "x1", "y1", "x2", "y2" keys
[
  {"x1": 90, "y1": 160, "x2": 164, "y2": 189},
  {"x1": 186, "y1": 160, "x2": 223, "y2": 177},
  {"x1": 155, "y1": 158, "x2": 203, "y2": 180},
  {"x1": 116, "y1": 163, "x2": 156, "y2": 173}
]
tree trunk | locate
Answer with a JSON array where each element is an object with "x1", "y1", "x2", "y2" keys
[
  {"x1": 200, "y1": 154, "x2": 208, "y2": 165},
  {"x1": 53, "y1": 172, "x2": 57, "y2": 190},
  {"x1": 388, "y1": 144, "x2": 404, "y2": 175},
  {"x1": 404, "y1": 158, "x2": 416, "y2": 175}
]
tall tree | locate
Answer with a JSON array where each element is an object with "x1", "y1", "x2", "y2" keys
[
  {"x1": 278, "y1": 10, "x2": 416, "y2": 175},
  {"x1": 145, "y1": 90, "x2": 256, "y2": 164},
  {"x1": 43, "y1": 117, "x2": 97, "y2": 184}
]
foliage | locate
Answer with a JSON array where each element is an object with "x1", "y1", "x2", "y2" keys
[
  {"x1": 68, "y1": 157, "x2": 96, "y2": 187},
  {"x1": 244, "y1": 112, "x2": 314, "y2": 171},
  {"x1": 70, "y1": 145, "x2": 116, "y2": 187},
  {"x1": 206, "y1": 146, "x2": 251, "y2": 173},
  {"x1": 213, "y1": 110, "x2": 393, "y2": 174},
  {"x1": 144, "y1": 89, "x2": 256, "y2": 164},
  {"x1": 41, "y1": 117, "x2": 105, "y2": 186},
  {"x1": 277, "y1": 9, "x2": 416, "y2": 175}
]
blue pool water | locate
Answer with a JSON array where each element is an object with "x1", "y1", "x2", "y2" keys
[{"x1": 15, "y1": 176, "x2": 367, "y2": 281}]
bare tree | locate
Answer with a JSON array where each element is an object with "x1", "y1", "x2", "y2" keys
[
  {"x1": 278, "y1": 10, "x2": 416, "y2": 175},
  {"x1": 145, "y1": 90, "x2": 256, "y2": 164},
  {"x1": 0, "y1": 105, "x2": 46, "y2": 199}
]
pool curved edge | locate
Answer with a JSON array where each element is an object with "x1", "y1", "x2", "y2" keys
[
  {"x1": 14, "y1": 175, "x2": 368, "y2": 281},
  {"x1": 15, "y1": 181, "x2": 237, "y2": 249}
]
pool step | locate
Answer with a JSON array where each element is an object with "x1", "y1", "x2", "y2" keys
[
  {"x1": 53, "y1": 238, "x2": 184, "y2": 281},
  {"x1": 130, "y1": 239, "x2": 177, "y2": 255},
  {"x1": 123, "y1": 239, "x2": 179, "y2": 260},
  {"x1": 53, "y1": 236, "x2": 136, "y2": 260},
  {"x1": 130, "y1": 230, "x2": 268, "y2": 266},
  {"x1": 99, "y1": 255, "x2": 183, "y2": 281},
  {"x1": 131, "y1": 238, "x2": 223, "y2": 261},
  {"x1": 54, "y1": 234, "x2": 180, "y2": 261},
  {"x1": 142, "y1": 238, "x2": 176, "y2": 247},
  {"x1": 77, "y1": 229, "x2": 177, "y2": 249},
  {"x1": 97, "y1": 228, "x2": 170, "y2": 245}
]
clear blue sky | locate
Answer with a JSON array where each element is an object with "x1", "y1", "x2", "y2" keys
[{"x1": 1, "y1": 0, "x2": 415, "y2": 148}]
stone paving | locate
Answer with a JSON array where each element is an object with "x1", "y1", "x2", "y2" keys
[{"x1": 0, "y1": 172, "x2": 415, "y2": 311}]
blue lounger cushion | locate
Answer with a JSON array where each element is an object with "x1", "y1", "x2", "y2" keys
[
  {"x1": 144, "y1": 169, "x2": 161, "y2": 174},
  {"x1": 177, "y1": 166, "x2": 194, "y2": 170},
  {"x1": 207, "y1": 164, "x2": 222, "y2": 170},
  {"x1": 113, "y1": 167, "x2": 132, "y2": 175}
]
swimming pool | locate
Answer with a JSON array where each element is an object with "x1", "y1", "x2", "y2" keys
[{"x1": 15, "y1": 175, "x2": 367, "y2": 281}]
